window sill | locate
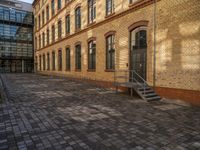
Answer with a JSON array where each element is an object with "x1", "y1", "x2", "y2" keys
[
  {"x1": 87, "y1": 21, "x2": 96, "y2": 27},
  {"x1": 57, "y1": 37, "x2": 62, "y2": 42},
  {"x1": 66, "y1": 69, "x2": 71, "y2": 72},
  {"x1": 105, "y1": 12, "x2": 115, "y2": 19},
  {"x1": 57, "y1": 8, "x2": 62, "y2": 12},
  {"x1": 129, "y1": 0, "x2": 148, "y2": 8},
  {"x1": 75, "y1": 69, "x2": 81, "y2": 72},
  {"x1": 87, "y1": 69, "x2": 96, "y2": 72},
  {"x1": 75, "y1": 28, "x2": 81, "y2": 33},
  {"x1": 65, "y1": 33, "x2": 70, "y2": 37},
  {"x1": 105, "y1": 69, "x2": 115, "y2": 72}
]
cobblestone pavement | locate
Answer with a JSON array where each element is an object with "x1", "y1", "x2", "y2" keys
[{"x1": 0, "y1": 74, "x2": 200, "y2": 150}]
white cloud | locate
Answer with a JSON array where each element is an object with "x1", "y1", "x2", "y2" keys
[{"x1": 18, "y1": 0, "x2": 33, "y2": 4}]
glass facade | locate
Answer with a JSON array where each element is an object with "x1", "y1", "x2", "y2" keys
[{"x1": 0, "y1": 5, "x2": 33, "y2": 73}]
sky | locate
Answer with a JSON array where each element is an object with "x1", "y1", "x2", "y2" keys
[{"x1": 19, "y1": 0, "x2": 34, "y2": 4}]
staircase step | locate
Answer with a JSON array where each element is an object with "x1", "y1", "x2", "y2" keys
[
  {"x1": 140, "y1": 90, "x2": 154, "y2": 94},
  {"x1": 146, "y1": 96, "x2": 161, "y2": 102},
  {"x1": 138, "y1": 87, "x2": 151, "y2": 91},
  {"x1": 143, "y1": 93, "x2": 158, "y2": 98}
]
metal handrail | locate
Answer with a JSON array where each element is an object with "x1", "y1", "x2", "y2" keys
[
  {"x1": 114, "y1": 69, "x2": 149, "y2": 95},
  {"x1": 130, "y1": 70, "x2": 148, "y2": 85}
]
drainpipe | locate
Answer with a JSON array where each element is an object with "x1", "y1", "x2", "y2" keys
[{"x1": 153, "y1": 0, "x2": 157, "y2": 89}]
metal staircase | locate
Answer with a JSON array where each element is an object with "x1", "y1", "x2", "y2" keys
[{"x1": 114, "y1": 70, "x2": 161, "y2": 101}]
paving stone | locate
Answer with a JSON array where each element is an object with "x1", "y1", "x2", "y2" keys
[{"x1": 0, "y1": 74, "x2": 199, "y2": 149}]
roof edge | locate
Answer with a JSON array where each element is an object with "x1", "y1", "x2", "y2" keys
[{"x1": 32, "y1": 0, "x2": 38, "y2": 6}]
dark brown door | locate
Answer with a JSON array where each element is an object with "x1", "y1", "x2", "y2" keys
[{"x1": 130, "y1": 28, "x2": 147, "y2": 81}]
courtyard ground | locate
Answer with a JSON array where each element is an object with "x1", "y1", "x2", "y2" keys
[{"x1": 0, "y1": 74, "x2": 200, "y2": 150}]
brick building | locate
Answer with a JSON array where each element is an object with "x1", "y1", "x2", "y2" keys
[{"x1": 32, "y1": 0, "x2": 200, "y2": 105}]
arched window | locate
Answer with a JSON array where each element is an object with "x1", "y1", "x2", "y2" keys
[
  {"x1": 47, "y1": 53, "x2": 50, "y2": 70},
  {"x1": 105, "y1": 32, "x2": 115, "y2": 70},
  {"x1": 39, "y1": 55, "x2": 42, "y2": 71},
  {"x1": 66, "y1": 47, "x2": 70, "y2": 70},
  {"x1": 58, "y1": 20, "x2": 62, "y2": 39},
  {"x1": 58, "y1": 0, "x2": 62, "y2": 10},
  {"x1": 51, "y1": 0, "x2": 55, "y2": 16},
  {"x1": 46, "y1": 5, "x2": 49, "y2": 21},
  {"x1": 88, "y1": 39, "x2": 96, "y2": 70},
  {"x1": 38, "y1": 15, "x2": 41, "y2": 28},
  {"x1": 35, "y1": 37, "x2": 37, "y2": 50},
  {"x1": 88, "y1": 0, "x2": 96, "y2": 24},
  {"x1": 52, "y1": 25, "x2": 55, "y2": 43},
  {"x1": 39, "y1": 34, "x2": 41, "y2": 49},
  {"x1": 75, "y1": 6, "x2": 81, "y2": 30},
  {"x1": 65, "y1": 15, "x2": 70, "y2": 34},
  {"x1": 106, "y1": 0, "x2": 114, "y2": 16},
  {"x1": 43, "y1": 54, "x2": 46, "y2": 70},
  {"x1": 42, "y1": 32, "x2": 45, "y2": 47},
  {"x1": 47, "y1": 29, "x2": 49, "y2": 45},
  {"x1": 75, "y1": 44, "x2": 81, "y2": 70},
  {"x1": 35, "y1": 56, "x2": 38, "y2": 70},
  {"x1": 42, "y1": 10, "x2": 45, "y2": 25},
  {"x1": 58, "y1": 49, "x2": 62, "y2": 71},
  {"x1": 130, "y1": 27, "x2": 147, "y2": 50},
  {"x1": 52, "y1": 51, "x2": 55, "y2": 70},
  {"x1": 35, "y1": 18, "x2": 37, "y2": 30}
]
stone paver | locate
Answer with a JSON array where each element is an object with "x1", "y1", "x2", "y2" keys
[{"x1": 0, "y1": 74, "x2": 200, "y2": 150}]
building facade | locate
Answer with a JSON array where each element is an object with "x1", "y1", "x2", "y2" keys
[
  {"x1": 0, "y1": 0, "x2": 34, "y2": 73},
  {"x1": 33, "y1": 0, "x2": 200, "y2": 105}
]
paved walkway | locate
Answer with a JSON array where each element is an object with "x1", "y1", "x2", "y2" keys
[{"x1": 0, "y1": 74, "x2": 200, "y2": 150}]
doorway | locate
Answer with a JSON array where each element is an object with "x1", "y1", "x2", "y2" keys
[{"x1": 130, "y1": 26, "x2": 147, "y2": 81}]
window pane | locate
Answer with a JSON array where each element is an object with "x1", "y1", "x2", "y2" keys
[
  {"x1": 51, "y1": 0, "x2": 55, "y2": 16},
  {"x1": 58, "y1": 0, "x2": 62, "y2": 10},
  {"x1": 47, "y1": 53, "x2": 50, "y2": 70},
  {"x1": 75, "y1": 7, "x2": 81, "y2": 30},
  {"x1": 106, "y1": 35, "x2": 115, "y2": 69},
  {"x1": 65, "y1": 15, "x2": 70, "y2": 34},
  {"x1": 106, "y1": 0, "x2": 114, "y2": 16},
  {"x1": 58, "y1": 50, "x2": 62, "y2": 70},
  {"x1": 52, "y1": 25, "x2": 55, "y2": 42},
  {"x1": 58, "y1": 21, "x2": 62, "y2": 39},
  {"x1": 66, "y1": 48, "x2": 70, "y2": 70},
  {"x1": 88, "y1": 0, "x2": 96, "y2": 24},
  {"x1": 52, "y1": 51, "x2": 55, "y2": 70},
  {"x1": 43, "y1": 54, "x2": 46, "y2": 70},
  {"x1": 88, "y1": 40, "x2": 96, "y2": 70},
  {"x1": 75, "y1": 45, "x2": 81, "y2": 70}
]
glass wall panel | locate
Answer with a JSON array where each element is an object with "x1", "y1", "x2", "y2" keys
[{"x1": 0, "y1": 6, "x2": 33, "y2": 73}]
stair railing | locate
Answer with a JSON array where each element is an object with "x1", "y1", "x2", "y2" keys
[
  {"x1": 114, "y1": 70, "x2": 149, "y2": 96},
  {"x1": 129, "y1": 70, "x2": 149, "y2": 96}
]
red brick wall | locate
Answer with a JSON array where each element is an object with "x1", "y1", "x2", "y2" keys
[{"x1": 156, "y1": 87, "x2": 200, "y2": 106}]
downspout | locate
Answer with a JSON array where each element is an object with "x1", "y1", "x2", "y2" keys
[{"x1": 153, "y1": 0, "x2": 157, "y2": 89}]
